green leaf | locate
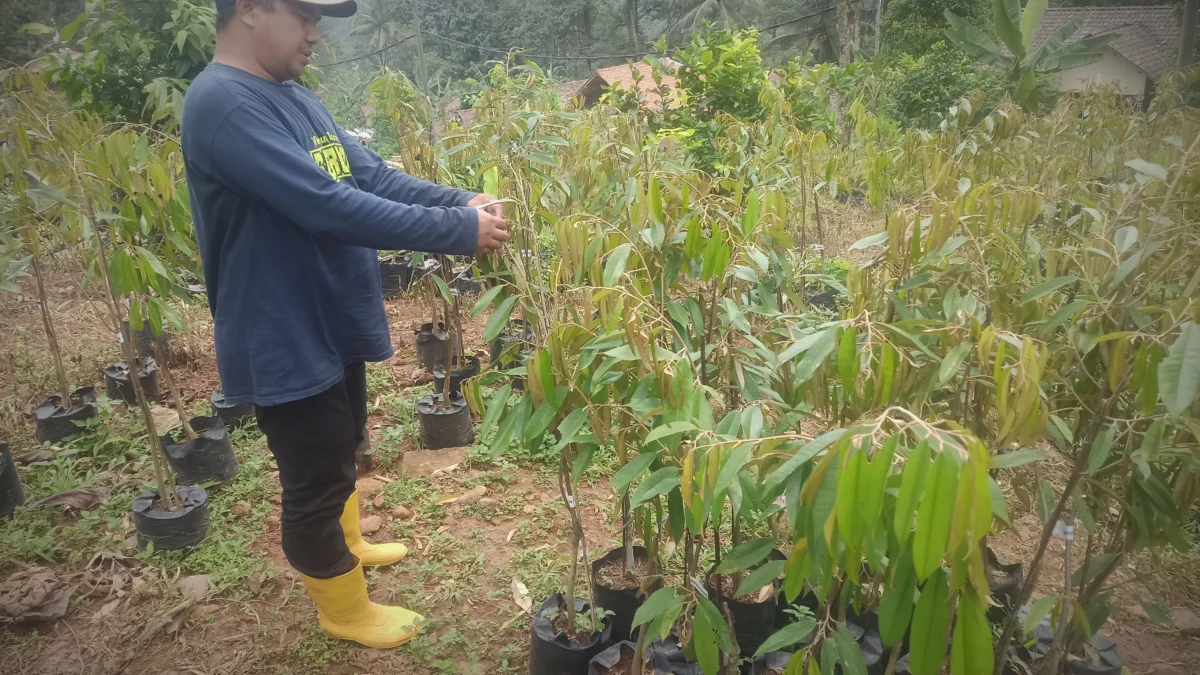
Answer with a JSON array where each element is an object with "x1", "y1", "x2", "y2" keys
[
  {"x1": 1035, "y1": 479, "x2": 1056, "y2": 526},
  {"x1": 992, "y1": 0, "x2": 1024, "y2": 55},
  {"x1": 611, "y1": 452, "x2": 659, "y2": 496},
  {"x1": 989, "y1": 476, "x2": 1012, "y2": 528},
  {"x1": 603, "y1": 243, "x2": 632, "y2": 287},
  {"x1": 489, "y1": 392, "x2": 529, "y2": 459},
  {"x1": 552, "y1": 408, "x2": 589, "y2": 454},
  {"x1": 894, "y1": 441, "x2": 931, "y2": 544},
  {"x1": 716, "y1": 537, "x2": 775, "y2": 575},
  {"x1": 19, "y1": 22, "x2": 55, "y2": 36},
  {"x1": 715, "y1": 443, "x2": 754, "y2": 496},
  {"x1": 431, "y1": 274, "x2": 454, "y2": 305},
  {"x1": 1087, "y1": 426, "x2": 1115, "y2": 474},
  {"x1": 1125, "y1": 159, "x2": 1168, "y2": 181},
  {"x1": 471, "y1": 285, "x2": 505, "y2": 317},
  {"x1": 761, "y1": 430, "x2": 846, "y2": 497},
  {"x1": 1019, "y1": 0, "x2": 1047, "y2": 48},
  {"x1": 734, "y1": 560, "x2": 785, "y2": 598},
  {"x1": 754, "y1": 616, "x2": 818, "y2": 657},
  {"x1": 479, "y1": 383, "x2": 511, "y2": 434},
  {"x1": 912, "y1": 450, "x2": 958, "y2": 581},
  {"x1": 1039, "y1": 300, "x2": 1089, "y2": 337},
  {"x1": 937, "y1": 342, "x2": 973, "y2": 388},
  {"x1": 909, "y1": 568, "x2": 951, "y2": 675},
  {"x1": 631, "y1": 467, "x2": 681, "y2": 508},
  {"x1": 645, "y1": 421, "x2": 696, "y2": 444},
  {"x1": 524, "y1": 398, "x2": 562, "y2": 445},
  {"x1": 1022, "y1": 595, "x2": 1057, "y2": 635},
  {"x1": 1158, "y1": 322, "x2": 1200, "y2": 416},
  {"x1": 794, "y1": 327, "x2": 838, "y2": 385},
  {"x1": 1020, "y1": 275, "x2": 1077, "y2": 304},
  {"x1": 483, "y1": 296, "x2": 518, "y2": 344},
  {"x1": 572, "y1": 445, "x2": 596, "y2": 484},
  {"x1": 951, "y1": 592, "x2": 994, "y2": 675},
  {"x1": 1029, "y1": 14, "x2": 1085, "y2": 66},
  {"x1": 879, "y1": 543, "x2": 918, "y2": 647},
  {"x1": 632, "y1": 587, "x2": 681, "y2": 628},
  {"x1": 850, "y1": 231, "x2": 889, "y2": 250},
  {"x1": 692, "y1": 597, "x2": 720, "y2": 675},
  {"x1": 992, "y1": 448, "x2": 1047, "y2": 469},
  {"x1": 838, "y1": 326, "x2": 859, "y2": 396},
  {"x1": 944, "y1": 10, "x2": 1011, "y2": 68},
  {"x1": 837, "y1": 450, "x2": 867, "y2": 546},
  {"x1": 833, "y1": 624, "x2": 868, "y2": 675}
]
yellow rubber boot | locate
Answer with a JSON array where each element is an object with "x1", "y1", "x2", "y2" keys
[
  {"x1": 300, "y1": 559, "x2": 425, "y2": 648},
  {"x1": 341, "y1": 489, "x2": 408, "y2": 567}
]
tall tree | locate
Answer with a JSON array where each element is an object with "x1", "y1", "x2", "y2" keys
[{"x1": 836, "y1": 0, "x2": 864, "y2": 63}]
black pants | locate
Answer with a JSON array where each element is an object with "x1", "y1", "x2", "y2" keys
[{"x1": 256, "y1": 362, "x2": 367, "y2": 579}]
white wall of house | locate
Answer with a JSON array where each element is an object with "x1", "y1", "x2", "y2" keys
[{"x1": 1057, "y1": 48, "x2": 1148, "y2": 96}]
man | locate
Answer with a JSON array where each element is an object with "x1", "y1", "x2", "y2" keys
[{"x1": 181, "y1": 0, "x2": 508, "y2": 649}]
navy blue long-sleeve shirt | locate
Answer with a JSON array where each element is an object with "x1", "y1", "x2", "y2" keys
[{"x1": 182, "y1": 63, "x2": 478, "y2": 406}]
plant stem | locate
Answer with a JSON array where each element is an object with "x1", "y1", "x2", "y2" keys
[
  {"x1": 154, "y1": 340, "x2": 195, "y2": 441},
  {"x1": 883, "y1": 644, "x2": 901, "y2": 675},
  {"x1": 991, "y1": 395, "x2": 1118, "y2": 675},
  {"x1": 632, "y1": 623, "x2": 648, "y2": 675},
  {"x1": 79, "y1": 175, "x2": 179, "y2": 510},
  {"x1": 31, "y1": 251, "x2": 71, "y2": 404}
]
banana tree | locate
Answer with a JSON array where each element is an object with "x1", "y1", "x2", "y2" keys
[{"x1": 944, "y1": 0, "x2": 1118, "y2": 111}]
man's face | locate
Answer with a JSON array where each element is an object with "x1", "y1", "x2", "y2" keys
[{"x1": 247, "y1": 0, "x2": 322, "y2": 81}]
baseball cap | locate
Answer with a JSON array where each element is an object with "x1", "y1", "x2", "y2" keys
[{"x1": 215, "y1": 0, "x2": 359, "y2": 18}]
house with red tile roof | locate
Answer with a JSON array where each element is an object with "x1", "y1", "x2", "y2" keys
[{"x1": 576, "y1": 60, "x2": 680, "y2": 109}]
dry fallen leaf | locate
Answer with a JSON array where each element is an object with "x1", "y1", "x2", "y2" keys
[
  {"x1": 15, "y1": 449, "x2": 55, "y2": 464},
  {"x1": 247, "y1": 571, "x2": 262, "y2": 595},
  {"x1": 150, "y1": 405, "x2": 182, "y2": 435},
  {"x1": 506, "y1": 528, "x2": 517, "y2": 543},
  {"x1": 510, "y1": 579, "x2": 532, "y2": 615},
  {"x1": 92, "y1": 597, "x2": 121, "y2": 621},
  {"x1": 435, "y1": 525, "x2": 449, "y2": 535},
  {"x1": 32, "y1": 488, "x2": 110, "y2": 511},
  {"x1": 440, "y1": 485, "x2": 488, "y2": 505},
  {"x1": 178, "y1": 575, "x2": 211, "y2": 603}
]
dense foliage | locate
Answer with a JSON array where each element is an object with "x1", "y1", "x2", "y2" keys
[{"x1": 4, "y1": 9, "x2": 1199, "y2": 675}]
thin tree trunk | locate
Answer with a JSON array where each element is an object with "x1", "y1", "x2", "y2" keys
[
  {"x1": 81, "y1": 180, "x2": 179, "y2": 509},
  {"x1": 1180, "y1": 0, "x2": 1198, "y2": 68},
  {"x1": 32, "y1": 251, "x2": 71, "y2": 404},
  {"x1": 154, "y1": 340, "x2": 196, "y2": 441},
  {"x1": 626, "y1": 0, "x2": 641, "y2": 59}
]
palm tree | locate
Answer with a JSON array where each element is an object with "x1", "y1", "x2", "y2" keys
[
  {"x1": 669, "y1": 0, "x2": 765, "y2": 36},
  {"x1": 352, "y1": 0, "x2": 408, "y2": 67}
]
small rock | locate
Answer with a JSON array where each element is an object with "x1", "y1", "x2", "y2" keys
[
  {"x1": 391, "y1": 505, "x2": 413, "y2": 519},
  {"x1": 231, "y1": 502, "x2": 253, "y2": 518},
  {"x1": 357, "y1": 477, "x2": 385, "y2": 497},
  {"x1": 479, "y1": 497, "x2": 499, "y2": 508},
  {"x1": 373, "y1": 493, "x2": 388, "y2": 509},
  {"x1": 360, "y1": 515, "x2": 383, "y2": 535},
  {"x1": 523, "y1": 504, "x2": 536, "y2": 514},
  {"x1": 1173, "y1": 608, "x2": 1200, "y2": 637},
  {"x1": 524, "y1": 493, "x2": 536, "y2": 502},
  {"x1": 193, "y1": 604, "x2": 220, "y2": 621},
  {"x1": 264, "y1": 515, "x2": 281, "y2": 529},
  {"x1": 490, "y1": 517, "x2": 502, "y2": 526},
  {"x1": 455, "y1": 485, "x2": 489, "y2": 505},
  {"x1": 283, "y1": 570, "x2": 295, "y2": 580},
  {"x1": 268, "y1": 494, "x2": 282, "y2": 505},
  {"x1": 1124, "y1": 604, "x2": 1149, "y2": 621}
]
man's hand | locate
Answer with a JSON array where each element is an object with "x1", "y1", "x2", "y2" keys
[
  {"x1": 468, "y1": 193, "x2": 504, "y2": 218},
  {"x1": 476, "y1": 207, "x2": 509, "y2": 255}
]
